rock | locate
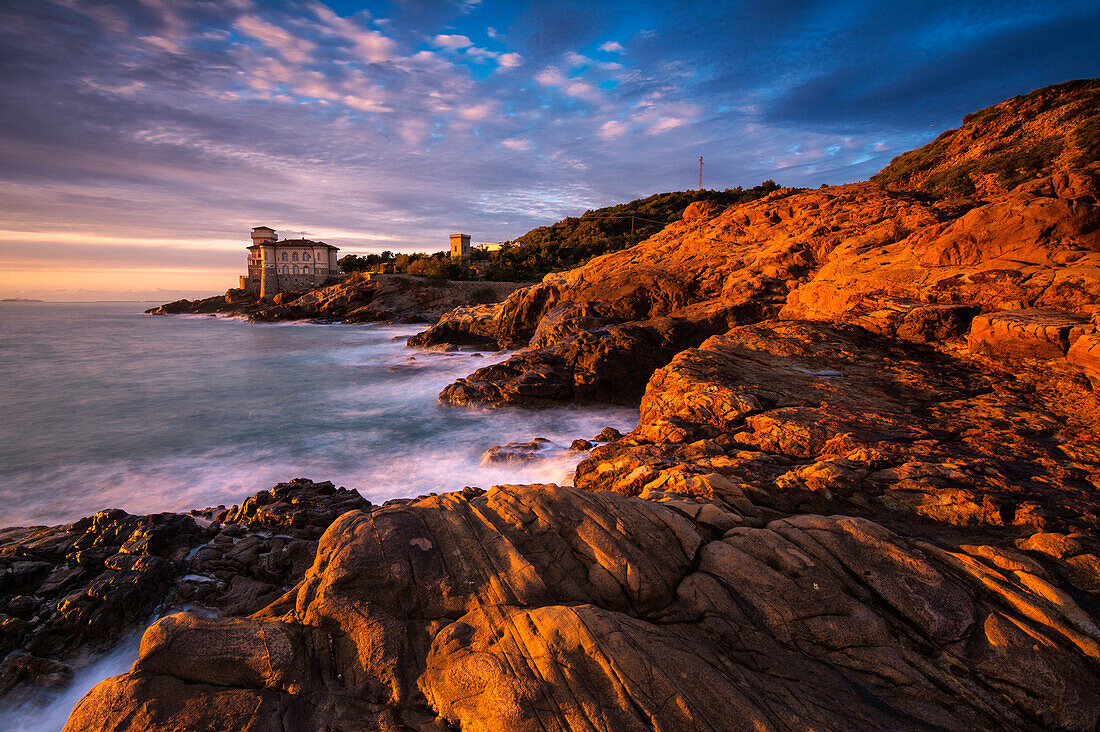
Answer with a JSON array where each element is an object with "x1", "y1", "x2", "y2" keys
[
  {"x1": 1017, "y1": 532, "x2": 1087, "y2": 559},
  {"x1": 64, "y1": 484, "x2": 1100, "y2": 731},
  {"x1": 592, "y1": 427, "x2": 623, "y2": 442},
  {"x1": 147, "y1": 276, "x2": 530, "y2": 325},
  {"x1": 0, "y1": 480, "x2": 368, "y2": 708},
  {"x1": 568, "y1": 318, "x2": 1100, "y2": 543},
  {"x1": 968, "y1": 309, "x2": 1093, "y2": 360},
  {"x1": 480, "y1": 438, "x2": 558, "y2": 465},
  {"x1": 439, "y1": 317, "x2": 719, "y2": 406},
  {"x1": 872, "y1": 79, "x2": 1100, "y2": 196},
  {"x1": 270, "y1": 289, "x2": 307, "y2": 305},
  {"x1": 569, "y1": 439, "x2": 593, "y2": 451},
  {"x1": 1068, "y1": 332, "x2": 1100, "y2": 381},
  {"x1": 423, "y1": 163, "x2": 1100, "y2": 409}
]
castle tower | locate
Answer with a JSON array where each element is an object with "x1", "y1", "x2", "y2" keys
[
  {"x1": 251, "y1": 226, "x2": 277, "y2": 246},
  {"x1": 250, "y1": 226, "x2": 278, "y2": 301},
  {"x1": 449, "y1": 233, "x2": 471, "y2": 259}
]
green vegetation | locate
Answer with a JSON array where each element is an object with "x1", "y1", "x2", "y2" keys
[
  {"x1": 915, "y1": 139, "x2": 1065, "y2": 197},
  {"x1": 1075, "y1": 116, "x2": 1100, "y2": 164},
  {"x1": 338, "y1": 182, "x2": 783, "y2": 282},
  {"x1": 873, "y1": 78, "x2": 1100, "y2": 198},
  {"x1": 871, "y1": 128, "x2": 960, "y2": 189}
]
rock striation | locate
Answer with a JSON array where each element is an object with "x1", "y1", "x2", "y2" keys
[{"x1": 63, "y1": 483, "x2": 1100, "y2": 731}]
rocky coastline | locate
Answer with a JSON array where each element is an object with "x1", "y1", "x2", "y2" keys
[
  {"x1": 145, "y1": 273, "x2": 530, "y2": 325},
  {"x1": 3, "y1": 80, "x2": 1100, "y2": 729}
]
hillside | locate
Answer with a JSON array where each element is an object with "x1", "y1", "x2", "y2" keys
[
  {"x1": 873, "y1": 78, "x2": 1100, "y2": 196},
  {"x1": 495, "y1": 183, "x2": 782, "y2": 278}
]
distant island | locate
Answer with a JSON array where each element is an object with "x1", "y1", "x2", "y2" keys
[{"x1": 0, "y1": 297, "x2": 43, "y2": 302}]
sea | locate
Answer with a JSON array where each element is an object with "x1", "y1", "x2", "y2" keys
[
  {"x1": 0, "y1": 301, "x2": 638, "y2": 731},
  {"x1": 0, "y1": 302, "x2": 638, "y2": 527}
]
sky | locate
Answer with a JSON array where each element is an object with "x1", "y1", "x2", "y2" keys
[{"x1": 1, "y1": 0, "x2": 1097, "y2": 300}]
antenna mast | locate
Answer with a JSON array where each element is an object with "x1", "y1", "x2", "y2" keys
[{"x1": 698, "y1": 156, "x2": 703, "y2": 190}]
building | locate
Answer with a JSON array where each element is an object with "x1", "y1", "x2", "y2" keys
[
  {"x1": 449, "y1": 233, "x2": 471, "y2": 259},
  {"x1": 475, "y1": 242, "x2": 510, "y2": 253},
  {"x1": 239, "y1": 226, "x2": 343, "y2": 300}
]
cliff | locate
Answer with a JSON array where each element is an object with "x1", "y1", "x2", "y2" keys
[{"x1": 21, "y1": 80, "x2": 1100, "y2": 729}]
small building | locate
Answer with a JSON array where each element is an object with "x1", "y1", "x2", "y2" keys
[
  {"x1": 476, "y1": 242, "x2": 509, "y2": 253},
  {"x1": 240, "y1": 226, "x2": 343, "y2": 300},
  {"x1": 449, "y1": 233, "x2": 471, "y2": 259}
]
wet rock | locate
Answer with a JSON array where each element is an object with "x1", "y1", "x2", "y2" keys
[
  {"x1": 439, "y1": 317, "x2": 718, "y2": 407},
  {"x1": 570, "y1": 439, "x2": 593, "y2": 451},
  {"x1": 0, "y1": 479, "x2": 369, "y2": 708},
  {"x1": 593, "y1": 427, "x2": 623, "y2": 442},
  {"x1": 480, "y1": 438, "x2": 558, "y2": 465}
]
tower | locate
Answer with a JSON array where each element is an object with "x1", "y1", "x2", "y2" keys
[
  {"x1": 250, "y1": 226, "x2": 278, "y2": 301},
  {"x1": 450, "y1": 233, "x2": 471, "y2": 259},
  {"x1": 251, "y1": 226, "x2": 277, "y2": 246}
]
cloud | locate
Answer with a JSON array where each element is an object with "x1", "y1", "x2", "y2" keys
[
  {"x1": 464, "y1": 46, "x2": 500, "y2": 62},
  {"x1": 0, "y1": 0, "x2": 1097, "y2": 298},
  {"x1": 343, "y1": 94, "x2": 392, "y2": 113},
  {"x1": 432, "y1": 34, "x2": 473, "y2": 49},
  {"x1": 598, "y1": 120, "x2": 628, "y2": 140},
  {"x1": 310, "y1": 5, "x2": 399, "y2": 63},
  {"x1": 235, "y1": 15, "x2": 315, "y2": 65},
  {"x1": 535, "y1": 66, "x2": 602, "y2": 102},
  {"x1": 458, "y1": 101, "x2": 496, "y2": 121}
]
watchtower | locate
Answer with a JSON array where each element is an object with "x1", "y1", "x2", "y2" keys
[
  {"x1": 251, "y1": 226, "x2": 277, "y2": 246},
  {"x1": 449, "y1": 233, "x2": 471, "y2": 259}
]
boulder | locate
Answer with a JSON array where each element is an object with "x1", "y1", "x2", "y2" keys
[
  {"x1": 1068, "y1": 332, "x2": 1100, "y2": 380},
  {"x1": 968, "y1": 309, "x2": 1093, "y2": 360}
]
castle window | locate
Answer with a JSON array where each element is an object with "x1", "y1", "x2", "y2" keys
[
  {"x1": 292, "y1": 253, "x2": 298, "y2": 261},
  {"x1": 292, "y1": 266, "x2": 299, "y2": 274},
  {"x1": 304, "y1": 253, "x2": 311, "y2": 260},
  {"x1": 281, "y1": 252, "x2": 287, "y2": 261}
]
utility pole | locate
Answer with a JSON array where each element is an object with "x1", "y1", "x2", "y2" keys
[{"x1": 698, "y1": 156, "x2": 703, "y2": 190}]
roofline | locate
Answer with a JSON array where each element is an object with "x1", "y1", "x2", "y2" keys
[
  {"x1": 251, "y1": 226, "x2": 275, "y2": 231},
  {"x1": 246, "y1": 242, "x2": 339, "y2": 250}
]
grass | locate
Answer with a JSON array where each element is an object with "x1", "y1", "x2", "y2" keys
[{"x1": 873, "y1": 78, "x2": 1100, "y2": 198}]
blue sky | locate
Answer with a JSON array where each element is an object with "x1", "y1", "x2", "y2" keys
[{"x1": 0, "y1": 0, "x2": 1097, "y2": 298}]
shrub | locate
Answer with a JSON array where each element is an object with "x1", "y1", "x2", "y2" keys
[{"x1": 471, "y1": 286, "x2": 497, "y2": 304}]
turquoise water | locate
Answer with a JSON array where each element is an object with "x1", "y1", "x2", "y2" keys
[{"x1": 0, "y1": 302, "x2": 637, "y2": 527}]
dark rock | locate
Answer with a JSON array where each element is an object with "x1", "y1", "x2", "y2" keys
[{"x1": 480, "y1": 438, "x2": 557, "y2": 465}]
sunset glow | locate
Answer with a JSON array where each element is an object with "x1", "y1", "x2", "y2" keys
[{"x1": 2, "y1": 0, "x2": 1098, "y2": 298}]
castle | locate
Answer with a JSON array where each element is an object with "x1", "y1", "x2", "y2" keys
[{"x1": 239, "y1": 226, "x2": 343, "y2": 300}]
